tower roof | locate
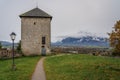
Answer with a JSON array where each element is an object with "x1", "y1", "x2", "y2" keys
[{"x1": 19, "y1": 8, "x2": 52, "y2": 18}]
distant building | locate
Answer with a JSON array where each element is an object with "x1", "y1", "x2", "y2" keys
[{"x1": 19, "y1": 8, "x2": 52, "y2": 56}]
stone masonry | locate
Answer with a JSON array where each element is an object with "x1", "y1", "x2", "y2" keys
[{"x1": 20, "y1": 8, "x2": 52, "y2": 56}]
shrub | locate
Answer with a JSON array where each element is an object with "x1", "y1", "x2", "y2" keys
[{"x1": 16, "y1": 40, "x2": 23, "y2": 55}]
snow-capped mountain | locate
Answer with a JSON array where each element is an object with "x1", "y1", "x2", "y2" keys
[
  {"x1": 52, "y1": 31, "x2": 109, "y2": 47},
  {"x1": 54, "y1": 31, "x2": 108, "y2": 42}
]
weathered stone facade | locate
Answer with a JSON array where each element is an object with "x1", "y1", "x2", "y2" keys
[{"x1": 20, "y1": 8, "x2": 52, "y2": 56}]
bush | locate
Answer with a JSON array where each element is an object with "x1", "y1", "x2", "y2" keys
[
  {"x1": 112, "y1": 49, "x2": 120, "y2": 56},
  {"x1": 16, "y1": 40, "x2": 23, "y2": 55}
]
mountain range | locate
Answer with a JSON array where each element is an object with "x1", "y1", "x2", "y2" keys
[{"x1": 52, "y1": 31, "x2": 109, "y2": 47}]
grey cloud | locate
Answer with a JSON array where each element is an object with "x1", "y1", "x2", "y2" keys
[{"x1": 0, "y1": 0, "x2": 120, "y2": 42}]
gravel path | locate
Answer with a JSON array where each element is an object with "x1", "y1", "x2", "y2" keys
[{"x1": 31, "y1": 57, "x2": 46, "y2": 80}]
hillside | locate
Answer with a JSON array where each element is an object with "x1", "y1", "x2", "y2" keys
[{"x1": 44, "y1": 54, "x2": 120, "y2": 80}]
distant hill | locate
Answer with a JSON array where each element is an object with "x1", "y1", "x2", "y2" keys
[
  {"x1": 0, "y1": 41, "x2": 12, "y2": 46},
  {"x1": 0, "y1": 41, "x2": 18, "y2": 47}
]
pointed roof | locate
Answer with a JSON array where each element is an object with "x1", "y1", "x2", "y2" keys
[{"x1": 20, "y1": 8, "x2": 52, "y2": 18}]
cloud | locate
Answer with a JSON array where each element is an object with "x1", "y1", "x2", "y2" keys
[{"x1": 0, "y1": 0, "x2": 120, "y2": 42}]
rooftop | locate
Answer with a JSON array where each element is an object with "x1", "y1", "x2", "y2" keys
[{"x1": 20, "y1": 8, "x2": 52, "y2": 18}]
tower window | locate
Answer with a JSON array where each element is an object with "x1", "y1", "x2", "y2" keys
[
  {"x1": 34, "y1": 22, "x2": 36, "y2": 25},
  {"x1": 42, "y1": 37, "x2": 46, "y2": 44}
]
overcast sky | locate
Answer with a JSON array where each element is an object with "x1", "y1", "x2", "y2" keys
[{"x1": 0, "y1": 0, "x2": 120, "y2": 42}]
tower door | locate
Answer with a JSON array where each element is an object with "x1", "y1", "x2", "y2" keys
[
  {"x1": 41, "y1": 36, "x2": 46, "y2": 56},
  {"x1": 41, "y1": 46, "x2": 46, "y2": 56}
]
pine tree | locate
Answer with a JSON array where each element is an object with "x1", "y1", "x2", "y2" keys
[
  {"x1": 109, "y1": 20, "x2": 120, "y2": 56},
  {"x1": 17, "y1": 40, "x2": 22, "y2": 53}
]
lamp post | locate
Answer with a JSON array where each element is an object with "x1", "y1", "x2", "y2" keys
[{"x1": 10, "y1": 32, "x2": 16, "y2": 70}]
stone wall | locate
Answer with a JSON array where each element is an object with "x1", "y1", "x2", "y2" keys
[
  {"x1": 0, "y1": 49, "x2": 21, "y2": 59},
  {"x1": 21, "y1": 17, "x2": 51, "y2": 56}
]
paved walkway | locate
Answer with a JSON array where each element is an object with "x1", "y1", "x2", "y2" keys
[{"x1": 31, "y1": 57, "x2": 46, "y2": 80}]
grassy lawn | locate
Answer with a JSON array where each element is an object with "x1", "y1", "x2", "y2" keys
[
  {"x1": 0, "y1": 56, "x2": 40, "y2": 80},
  {"x1": 44, "y1": 54, "x2": 120, "y2": 80}
]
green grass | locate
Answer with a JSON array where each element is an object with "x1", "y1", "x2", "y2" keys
[
  {"x1": 44, "y1": 54, "x2": 120, "y2": 80},
  {"x1": 0, "y1": 56, "x2": 40, "y2": 80}
]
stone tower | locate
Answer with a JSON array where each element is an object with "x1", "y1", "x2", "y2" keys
[{"x1": 19, "y1": 8, "x2": 52, "y2": 56}]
